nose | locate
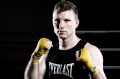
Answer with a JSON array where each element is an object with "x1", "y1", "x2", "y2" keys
[{"x1": 59, "y1": 21, "x2": 64, "y2": 29}]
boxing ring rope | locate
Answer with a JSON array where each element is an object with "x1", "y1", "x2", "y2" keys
[
  {"x1": 76, "y1": 30, "x2": 120, "y2": 69},
  {"x1": 76, "y1": 30, "x2": 120, "y2": 34},
  {"x1": 100, "y1": 48, "x2": 120, "y2": 51},
  {"x1": 104, "y1": 66, "x2": 120, "y2": 69},
  {"x1": 101, "y1": 48, "x2": 120, "y2": 69}
]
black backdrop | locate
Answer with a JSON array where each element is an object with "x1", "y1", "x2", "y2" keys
[{"x1": 0, "y1": 0, "x2": 120, "y2": 79}]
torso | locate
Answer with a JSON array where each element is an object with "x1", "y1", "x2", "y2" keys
[{"x1": 44, "y1": 39, "x2": 90, "y2": 79}]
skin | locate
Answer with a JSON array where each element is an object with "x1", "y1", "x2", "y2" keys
[
  {"x1": 24, "y1": 9, "x2": 107, "y2": 79},
  {"x1": 52, "y1": 10, "x2": 80, "y2": 50}
]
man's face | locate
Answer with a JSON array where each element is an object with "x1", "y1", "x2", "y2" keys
[{"x1": 52, "y1": 10, "x2": 79, "y2": 39}]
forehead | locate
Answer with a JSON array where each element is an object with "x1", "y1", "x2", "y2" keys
[{"x1": 53, "y1": 10, "x2": 76, "y2": 19}]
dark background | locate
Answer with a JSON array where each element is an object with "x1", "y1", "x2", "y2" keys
[{"x1": 0, "y1": 0, "x2": 120, "y2": 79}]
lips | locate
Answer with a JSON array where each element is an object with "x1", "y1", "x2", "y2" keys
[
  {"x1": 60, "y1": 31, "x2": 66, "y2": 32},
  {"x1": 60, "y1": 30, "x2": 66, "y2": 33},
  {"x1": 57, "y1": 30, "x2": 66, "y2": 34}
]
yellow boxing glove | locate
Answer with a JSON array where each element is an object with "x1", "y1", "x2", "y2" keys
[
  {"x1": 79, "y1": 48, "x2": 98, "y2": 76},
  {"x1": 31, "y1": 38, "x2": 52, "y2": 64}
]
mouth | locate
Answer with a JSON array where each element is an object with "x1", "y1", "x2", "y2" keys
[{"x1": 58, "y1": 31, "x2": 66, "y2": 34}]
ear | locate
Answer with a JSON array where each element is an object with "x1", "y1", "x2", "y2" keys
[{"x1": 75, "y1": 19, "x2": 80, "y2": 28}]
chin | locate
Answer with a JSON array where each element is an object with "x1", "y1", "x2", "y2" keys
[{"x1": 59, "y1": 35, "x2": 67, "y2": 39}]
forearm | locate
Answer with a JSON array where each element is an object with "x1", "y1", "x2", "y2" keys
[
  {"x1": 24, "y1": 58, "x2": 39, "y2": 79},
  {"x1": 90, "y1": 67, "x2": 107, "y2": 79},
  {"x1": 24, "y1": 38, "x2": 52, "y2": 79}
]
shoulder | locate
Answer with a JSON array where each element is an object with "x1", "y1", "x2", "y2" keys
[
  {"x1": 84, "y1": 42, "x2": 101, "y2": 54},
  {"x1": 84, "y1": 42, "x2": 103, "y2": 66}
]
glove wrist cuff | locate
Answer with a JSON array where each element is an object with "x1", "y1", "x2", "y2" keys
[
  {"x1": 31, "y1": 52, "x2": 41, "y2": 64},
  {"x1": 90, "y1": 66, "x2": 98, "y2": 76}
]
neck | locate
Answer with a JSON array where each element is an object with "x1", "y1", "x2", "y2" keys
[{"x1": 59, "y1": 35, "x2": 80, "y2": 50}]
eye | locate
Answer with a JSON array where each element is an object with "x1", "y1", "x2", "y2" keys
[
  {"x1": 53, "y1": 19, "x2": 60, "y2": 28},
  {"x1": 64, "y1": 19, "x2": 71, "y2": 22},
  {"x1": 54, "y1": 19, "x2": 60, "y2": 24}
]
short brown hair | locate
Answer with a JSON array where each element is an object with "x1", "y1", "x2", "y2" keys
[{"x1": 53, "y1": 0, "x2": 78, "y2": 19}]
